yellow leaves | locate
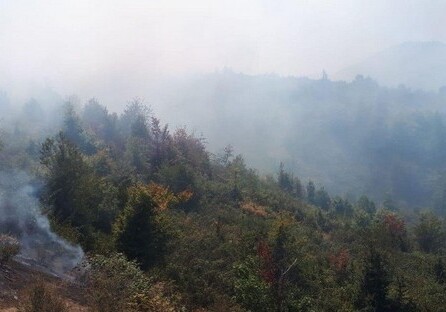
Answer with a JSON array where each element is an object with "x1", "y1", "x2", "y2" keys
[
  {"x1": 240, "y1": 201, "x2": 268, "y2": 217},
  {"x1": 132, "y1": 182, "x2": 194, "y2": 212},
  {"x1": 269, "y1": 212, "x2": 296, "y2": 240},
  {"x1": 146, "y1": 182, "x2": 178, "y2": 211},
  {"x1": 177, "y1": 189, "x2": 194, "y2": 203},
  {"x1": 127, "y1": 282, "x2": 180, "y2": 312}
]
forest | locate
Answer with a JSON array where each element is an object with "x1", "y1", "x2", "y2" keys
[{"x1": 0, "y1": 94, "x2": 445, "y2": 311}]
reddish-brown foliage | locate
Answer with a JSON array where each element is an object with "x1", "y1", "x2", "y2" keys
[
  {"x1": 328, "y1": 248, "x2": 350, "y2": 275},
  {"x1": 257, "y1": 240, "x2": 276, "y2": 284},
  {"x1": 382, "y1": 213, "x2": 406, "y2": 238}
]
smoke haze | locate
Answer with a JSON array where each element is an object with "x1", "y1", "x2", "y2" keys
[
  {"x1": 2, "y1": 1, "x2": 446, "y2": 215},
  {"x1": 0, "y1": 171, "x2": 84, "y2": 275},
  {"x1": 2, "y1": 0, "x2": 446, "y2": 107}
]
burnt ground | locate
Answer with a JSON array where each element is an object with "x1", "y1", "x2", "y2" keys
[{"x1": 0, "y1": 260, "x2": 87, "y2": 311}]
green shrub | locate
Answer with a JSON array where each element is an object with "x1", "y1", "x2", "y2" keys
[
  {"x1": 85, "y1": 253, "x2": 149, "y2": 312},
  {"x1": 85, "y1": 253, "x2": 181, "y2": 312}
]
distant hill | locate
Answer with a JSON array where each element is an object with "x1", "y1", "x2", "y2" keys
[
  {"x1": 335, "y1": 41, "x2": 446, "y2": 91},
  {"x1": 153, "y1": 71, "x2": 446, "y2": 208}
]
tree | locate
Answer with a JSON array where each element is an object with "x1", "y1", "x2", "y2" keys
[
  {"x1": 293, "y1": 177, "x2": 304, "y2": 199},
  {"x1": 278, "y1": 162, "x2": 293, "y2": 194},
  {"x1": 434, "y1": 258, "x2": 446, "y2": 284},
  {"x1": 149, "y1": 117, "x2": 173, "y2": 171},
  {"x1": 172, "y1": 127, "x2": 210, "y2": 174},
  {"x1": 63, "y1": 102, "x2": 96, "y2": 155},
  {"x1": 414, "y1": 212, "x2": 445, "y2": 253},
  {"x1": 131, "y1": 114, "x2": 150, "y2": 139},
  {"x1": 356, "y1": 195, "x2": 376, "y2": 215},
  {"x1": 271, "y1": 224, "x2": 289, "y2": 312},
  {"x1": 306, "y1": 181, "x2": 315, "y2": 204},
  {"x1": 380, "y1": 212, "x2": 409, "y2": 251},
  {"x1": 357, "y1": 249, "x2": 390, "y2": 311},
  {"x1": 332, "y1": 197, "x2": 353, "y2": 218},
  {"x1": 120, "y1": 102, "x2": 153, "y2": 178},
  {"x1": 113, "y1": 184, "x2": 169, "y2": 269},
  {"x1": 119, "y1": 98, "x2": 151, "y2": 138},
  {"x1": 82, "y1": 98, "x2": 118, "y2": 144},
  {"x1": 125, "y1": 136, "x2": 150, "y2": 177},
  {"x1": 234, "y1": 256, "x2": 274, "y2": 312},
  {"x1": 259, "y1": 222, "x2": 299, "y2": 312},
  {"x1": 219, "y1": 144, "x2": 234, "y2": 166},
  {"x1": 40, "y1": 133, "x2": 90, "y2": 223},
  {"x1": 314, "y1": 187, "x2": 331, "y2": 211},
  {"x1": 40, "y1": 133, "x2": 112, "y2": 250}
]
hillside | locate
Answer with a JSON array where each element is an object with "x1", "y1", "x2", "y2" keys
[
  {"x1": 0, "y1": 98, "x2": 445, "y2": 311},
  {"x1": 0, "y1": 261, "x2": 86, "y2": 311}
]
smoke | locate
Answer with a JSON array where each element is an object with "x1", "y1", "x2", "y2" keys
[
  {"x1": 0, "y1": 170, "x2": 84, "y2": 276},
  {"x1": 2, "y1": 0, "x2": 446, "y2": 110}
]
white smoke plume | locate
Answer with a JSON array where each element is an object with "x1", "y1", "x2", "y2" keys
[{"x1": 0, "y1": 170, "x2": 84, "y2": 276}]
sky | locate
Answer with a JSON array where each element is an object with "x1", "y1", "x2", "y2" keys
[{"x1": 0, "y1": 0, "x2": 445, "y2": 105}]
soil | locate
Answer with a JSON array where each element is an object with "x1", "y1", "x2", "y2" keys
[{"x1": 0, "y1": 260, "x2": 87, "y2": 311}]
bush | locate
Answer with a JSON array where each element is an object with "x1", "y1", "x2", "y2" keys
[
  {"x1": 85, "y1": 253, "x2": 148, "y2": 312},
  {"x1": 19, "y1": 281, "x2": 68, "y2": 312},
  {"x1": 85, "y1": 253, "x2": 181, "y2": 312},
  {"x1": 0, "y1": 234, "x2": 20, "y2": 265}
]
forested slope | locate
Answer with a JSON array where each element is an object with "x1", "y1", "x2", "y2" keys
[{"x1": 0, "y1": 98, "x2": 445, "y2": 311}]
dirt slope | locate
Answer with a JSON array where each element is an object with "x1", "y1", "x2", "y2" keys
[{"x1": 0, "y1": 261, "x2": 87, "y2": 311}]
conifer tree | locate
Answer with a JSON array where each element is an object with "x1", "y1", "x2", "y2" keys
[{"x1": 113, "y1": 185, "x2": 168, "y2": 269}]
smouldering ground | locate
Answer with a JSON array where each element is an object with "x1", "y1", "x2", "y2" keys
[{"x1": 0, "y1": 261, "x2": 87, "y2": 311}]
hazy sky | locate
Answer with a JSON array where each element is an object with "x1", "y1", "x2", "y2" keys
[{"x1": 1, "y1": 0, "x2": 445, "y2": 103}]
